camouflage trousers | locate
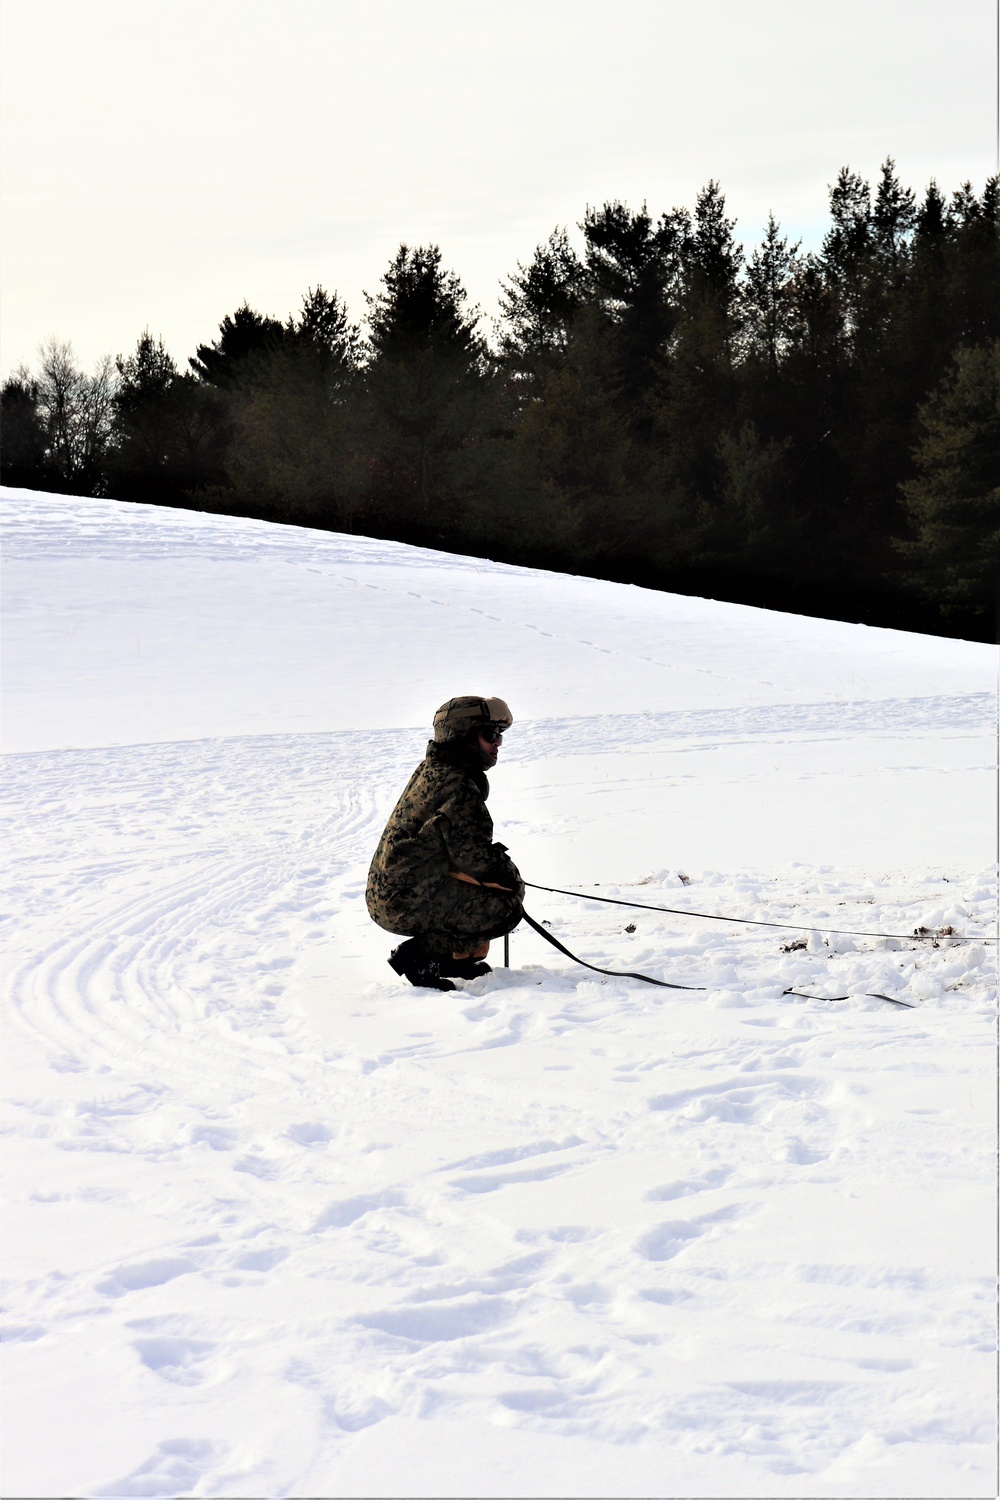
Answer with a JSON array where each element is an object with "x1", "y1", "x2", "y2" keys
[{"x1": 383, "y1": 881, "x2": 523, "y2": 959}]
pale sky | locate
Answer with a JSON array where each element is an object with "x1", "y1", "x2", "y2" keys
[{"x1": 1, "y1": 0, "x2": 996, "y2": 375}]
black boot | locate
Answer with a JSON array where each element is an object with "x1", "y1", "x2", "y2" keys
[
  {"x1": 388, "y1": 938, "x2": 456, "y2": 992},
  {"x1": 437, "y1": 956, "x2": 493, "y2": 980}
]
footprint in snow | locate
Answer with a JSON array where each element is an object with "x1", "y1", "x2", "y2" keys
[
  {"x1": 0, "y1": 1323, "x2": 47, "y2": 1343},
  {"x1": 499, "y1": 1387, "x2": 568, "y2": 1414},
  {"x1": 727, "y1": 1377, "x2": 848, "y2": 1405},
  {"x1": 327, "y1": 1395, "x2": 393, "y2": 1432},
  {"x1": 232, "y1": 1246, "x2": 289, "y2": 1272},
  {"x1": 648, "y1": 1071, "x2": 825, "y2": 1123},
  {"x1": 102, "y1": 1438, "x2": 229, "y2": 1498},
  {"x1": 312, "y1": 1189, "x2": 405, "y2": 1230},
  {"x1": 190, "y1": 1124, "x2": 240, "y2": 1151},
  {"x1": 450, "y1": 1160, "x2": 574, "y2": 1194},
  {"x1": 638, "y1": 1219, "x2": 707, "y2": 1262},
  {"x1": 233, "y1": 1155, "x2": 280, "y2": 1179},
  {"x1": 637, "y1": 1204, "x2": 743, "y2": 1262},
  {"x1": 461, "y1": 1001, "x2": 499, "y2": 1021},
  {"x1": 97, "y1": 1257, "x2": 197, "y2": 1297},
  {"x1": 645, "y1": 1167, "x2": 732, "y2": 1200},
  {"x1": 132, "y1": 1335, "x2": 218, "y2": 1385},
  {"x1": 286, "y1": 1121, "x2": 333, "y2": 1146},
  {"x1": 356, "y1": 1295, "x2": 511, "y2": 1343},
  {"x1": 779, "y1": 1137, "x2": 828, "y2": 1164},
  {"x1": 443, "y1": 1138, "x2": 582, "y2": 1172},
  {"x1": 563, "y1": 1280, "x2": 612, "y2": 1307}
]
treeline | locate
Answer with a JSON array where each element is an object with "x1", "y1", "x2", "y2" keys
[{"x1": 3, "y1": 160, "x2": 998, "y2": 639}]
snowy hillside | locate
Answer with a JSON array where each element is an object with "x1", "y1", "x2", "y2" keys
[{"x1": 1, "y1": 488, "x2": 996, "y2": 1498}]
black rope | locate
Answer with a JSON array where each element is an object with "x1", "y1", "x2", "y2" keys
[
  {"x1": 520, "y1": 909, "x2": 918, "y2": 1007},
  {"x1": 524, "y1": 881, "x2": 995, "y2": 944}
]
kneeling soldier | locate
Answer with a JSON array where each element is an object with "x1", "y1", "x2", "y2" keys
[{"x1": 366, "y1": 696, "x2": 525, "y2": 990}]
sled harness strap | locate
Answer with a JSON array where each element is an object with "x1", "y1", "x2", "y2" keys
[
  {"x1": 451, "y1": 876, "x2": 919, "y2": 1006},
  {"x1": 521, "y1": 910, "x2": 917, "y2": 1007},
  {"x1": 523, "y1": 882, "x2": 993, "y2": 944},
  {"x1": 781, "y1": 986, "x2": 916, "y2": 1008},
  {"x1": 521, "y1": 909, "x2": 704, "y2": 990}
]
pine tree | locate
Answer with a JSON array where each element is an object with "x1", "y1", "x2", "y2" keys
[
  {"x1": 707, "y1": 421, "x2": 795, "y2": 571},
  {"x1": 822, "y1": 167, "x2": 871, "y2": 330},
  {"x1": 580, "y1": 201, "x2": 685, "y2": 412},
  {"x1": 108, "y1": 331, "x2": 229, "y2": 505},
  {"x1": 687, "y1": 181, "x2": 743, "y2": 316},
  {"x1": 904, "y1": 180, "x2": 953, "y2": 375},
  {"x1": 946, "y1": 177, "x2": 1000, "y2": 348},
  {"x1": 0, "y1": 373, "x2": 51, "y2": 488},
  {"x1": 897, "y1": 341, "x2": 1000, "y2": 620},
  {"x1": 498, "y1": 228, "x2": 584, "y2": 379},
  {"x1": 360, "y1": 245, "x2": 494, "y2": 538},
  {"x1": 224, "y1": 288, "x2": 362, "y2": 527},
  {"x1": 496, "y1": 299, "x2": 642, "y2": 567},
  {"x1": 189, "y1": 303, "x2": 287, "y2": 387},
  {"x1": 496, "y1": 204, "x2": 685, "y2": 570},
  {"x1": 645, "y1": 183, "x2": 744, "y2": 565},
  {"x1": 871, "y1": 157, "x2": 916, "y2": 274},
  {"x1": 742, "y1": 214, "x2": 800, "y2": 379}
]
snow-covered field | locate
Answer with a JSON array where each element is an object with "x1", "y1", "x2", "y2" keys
[{"x1": 1, "y1": 488, "x2": 996, "y2": 1499}]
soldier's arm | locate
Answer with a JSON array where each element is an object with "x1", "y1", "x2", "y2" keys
[{"x1": 434, "y1": 782, "x2": 504, "y2": 883}]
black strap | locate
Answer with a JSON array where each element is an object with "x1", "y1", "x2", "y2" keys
[
  {"x1": 520, "y1": 909, "x2": 917, "y2": 1007},
  {"x1": 781, "y1": 986, "x2": 917, "y2": 1008},
  {"x1": 520, "y1": 909, "x2": 705, "y2": 990}
]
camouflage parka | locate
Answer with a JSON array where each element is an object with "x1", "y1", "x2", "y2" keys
[{"x1": 366, "y1": 738, "x2": 524, "y2": 936}]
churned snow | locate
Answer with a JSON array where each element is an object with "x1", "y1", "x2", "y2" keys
[{"x1": 1, "y1": 488, "x2": 996, "y2": 1498}]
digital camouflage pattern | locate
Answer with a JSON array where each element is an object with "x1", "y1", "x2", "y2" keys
[{"x1": 366, "y1": 738, "x2": 524, "y2": 958}]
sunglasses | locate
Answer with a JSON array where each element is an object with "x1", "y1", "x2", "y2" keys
[{"x1": 479, "y1": 725, "x2": 504, "y2": 744}]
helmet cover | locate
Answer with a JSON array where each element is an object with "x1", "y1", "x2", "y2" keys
[{"x1": 432, "y1": 695, "x2": 513, "y2": 742}]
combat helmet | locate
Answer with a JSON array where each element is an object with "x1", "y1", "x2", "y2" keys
[{"x1": 432, "y1": 696, "x2": 513, "y2": 743}]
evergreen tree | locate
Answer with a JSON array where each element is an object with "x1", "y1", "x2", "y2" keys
[
  {"x1": 110, "y1": 330, "x2": 178, "y2": 498},
  {"x1": 822, "y1": 167, "x2": 871, "y2": 330},
  {"x1": 367, "y1": 245, "x2": 482, "y2": 360},
  {"x1": 686, "y1": 180, "x2": 743, "y2": 316},
  {"x1": 897, "y1": 341, "x2": 1000, "y2": 620},
  {"x1": 705, "y1": 421, "x2": 795, "y2": 572},
  {"x1": 946, "y1": 176, "x2": 1000, "y2": 348},
  {"x1": 904, "y1": 179, "x2": 954, "y2": 376},
  {"x1": 0, "y1": 373, "x2": 51, "y2": 488},
  {"x1": 645, "y1": 183, "x2": 744, "y2": 565},
  {"x1": 360, "y1": 244, "x2": 495, "y2": 538},
  {"x1": 224, "y1": 288, "x2": 362, "y2": 527},
  {"x1": 107, "y1": 330, "x2": 229, "y2": 504},
  {"x1": 494, "y1": 299, "x2": 642, "y2": 567},
  {"x1": 742, "y1": 214, "x2": 800, "y2": 379},
  {"x1": 915, "y1": 179, "x2": 948, "y2": 242},
  {"x1": 496, "y1": 203, "x2": 686, "y2": 570},
  {"x1": 189, "y1": 303, "x2": 287, "y2": 387},
  {"x1": 871, "y1": 157, "x2": 916, "y2": 273},
  {"x1": 580, "y1": 201, "x2": 685, "y2": 411},
  {"x1": 497, "y1": 228, "x2": 584, "y2": 380},
  {"x1": 176, "y1": 303, "x2": 290, "y2": 507}
]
